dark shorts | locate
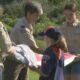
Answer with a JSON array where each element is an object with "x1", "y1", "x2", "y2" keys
[
  {"x1": 64, "y1": 61, "x2": 80, "y2": 74},
  {"x1": 3, "y1": 58, "x2": 29, "y2": 80}
]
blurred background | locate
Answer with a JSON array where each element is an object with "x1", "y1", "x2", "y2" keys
[{"x1": 0, "y1": 0, "x2": 80, "y2": 32}]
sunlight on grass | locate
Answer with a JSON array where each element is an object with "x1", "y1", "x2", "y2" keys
[{"x1": 29, "y1": 69, "x2": 40, "y2": 80}]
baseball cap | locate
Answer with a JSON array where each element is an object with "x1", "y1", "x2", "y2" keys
[{"x1": 39, "y1": 26, "x2": 61, "y2": 41}]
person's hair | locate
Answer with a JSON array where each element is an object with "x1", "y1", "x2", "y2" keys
[
  {"x1": 56, "y1": 35, "x2": 68, "y2": 52},
  {"x1": 64, "y1": 3, "x2": 77, "y2": 12},
  {"x1": 24, "y1": 2, "x2": 43, "y2": 16},
  {"x1": 39, "y1": 26, "x2": 68, "y2": 52}
]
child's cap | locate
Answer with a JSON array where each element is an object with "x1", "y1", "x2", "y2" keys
[{"x1": 39, "y1": 26, "x2": 61, "y2": 41}]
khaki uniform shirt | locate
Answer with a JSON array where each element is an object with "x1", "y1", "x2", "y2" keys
[
  {"x1": 60, "y1": 20, "x2": 80, "y2": 54},
  {"x1": 0, "y1": 21, "x2": 12, "y2": 67},
  {"x1": 10, "y1": 17, "x2": 38, "y2": 48},
  {"x1": 0, "y1": 21, "x2": 12, "y2": 53}
]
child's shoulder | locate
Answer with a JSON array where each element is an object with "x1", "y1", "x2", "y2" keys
[{"x1": 44, "y1": 46, "x2": 56, "y2": 57}]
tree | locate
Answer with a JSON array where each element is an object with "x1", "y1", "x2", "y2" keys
[{"x1": 0, "y1": 0, "x2": 14, "y2": 5}]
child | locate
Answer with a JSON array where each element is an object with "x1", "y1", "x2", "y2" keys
[
  {"x1": 30, "y1": 26, "x2": 67, "y2": 80},
  {"x1": 39, "y1": 26, "x2": 67, "y2": 80}
]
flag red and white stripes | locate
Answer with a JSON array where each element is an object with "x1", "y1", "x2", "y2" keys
[{"x1": 35, "y1": 52, "x2": 77, "y2": 66}]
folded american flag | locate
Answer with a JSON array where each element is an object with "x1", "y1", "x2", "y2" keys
[
  {"x1": 13, "y1": 44, "x2": 77, "y2": 67},
  {"x1": 64, "y1": 52, "x2": 76, "y2": 66},
  {"x1": 35, "y1": 52, "x2": 76, "y2": 67}
]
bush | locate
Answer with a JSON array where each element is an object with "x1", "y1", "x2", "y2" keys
[
  {"x1": 34, "y1": 14, "x2": 58, "y2": 34},
  {"x1": 0, "y1": 14, "x2": 18, "y2": 31}
]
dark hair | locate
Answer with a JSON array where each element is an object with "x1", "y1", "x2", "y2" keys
[
  {"x1": 45, "y1": 28, "x2": 61, "y2": 42},
  {"x1": 64, "y1": 3, "x2": 77, "y2": 12},
  {"x1": 24, "y1": 2, "x2": 43, "y2": 16}
]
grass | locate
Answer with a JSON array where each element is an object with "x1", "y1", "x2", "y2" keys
[
  {"x1": 29, "y1": 69, "x2": 39, "y2": 80},
  {"x1": 36, "y1": 38, "x2": 45, "y2": 48}
]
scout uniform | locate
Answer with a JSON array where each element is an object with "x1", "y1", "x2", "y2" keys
[
  {"x1": 0, "y1": 21, "x2": 12, "y2": 80},
  {"x1": 0, "y1": 21, "x2": 12, "y2": 53},
  {"x1": 60, "y1": 20, "x2": 80, "y2": 79},
  {"x1": 4, "y1": 17, "x2": 38, "y2": 80},
  {"x1": 60, "y1": 19, "x2": 80, "y2": 54},
  {"x1": 39, "y1": 45, "x2": 64, "y2": 80},
  {"x1": 10, "y1": 17, "x2": 38, "y2": 48}
]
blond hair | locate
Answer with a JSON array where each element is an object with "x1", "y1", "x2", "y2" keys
[{"x1": 57, "y1": 35, "x2": 68, "y2": 52}]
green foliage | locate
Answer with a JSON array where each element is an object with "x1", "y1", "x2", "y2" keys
[
  {"x1": 47, "y1": 0, "x2": 80, "y2": 19},
  {"x1": 34, "y1": 14, "x2": 58, "y2": 34},
  {"x1": 29, "y1": 70, "x2": 39, "y2": 80},
  {"x1": 0, "y1": 14, "x2": 18, "y2": 31},
  {"x1": 0, "y1": 0, "x2": 14, "y2": 4},
  {"x1": 48, "y1": 0, "x2": 65, "y2": 5},
  {"x1": 3, "y1": 1, "x2": 24, "y2": 17},
  {"x1": 1, "y1": 0, "x2": 80, "y2": 26},
  {"x1": 36, "y1": 38, "x2": 45, "y2": 48}
]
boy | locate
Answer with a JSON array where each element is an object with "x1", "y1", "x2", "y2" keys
[{"x1": 4, "y1": 2, "x2": 43, "y2": 80}]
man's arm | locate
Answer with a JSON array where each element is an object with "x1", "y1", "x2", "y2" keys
[
  {"x1": 0, "y1": 22, "x2": 12, "y2": 53},
  {"x1": 18, "y1": 27, "x2": 44, "y2": 53}
]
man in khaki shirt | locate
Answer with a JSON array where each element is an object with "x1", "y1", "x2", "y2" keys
[
  {"x1": 0, "y1": 6, "x2": 13, "y2": 80},
  {"x1": 60, "y1": 3, "x2": 80, "y2": 80},
  {"x1": 0, "y1": 21, "x2": 13, "y2": 80},
  {"x1": 4, "y1": 2, "x2": 43, "y2": 80},
  {"x1": 0, "y1": 22, "x2": 12, "y2": 53},
  {"x1": 10, "y1": 17, "x2": 38, "y2": 49},
  {"x1": 61, "y1": 20, "x2": 80, "y2": 54}
]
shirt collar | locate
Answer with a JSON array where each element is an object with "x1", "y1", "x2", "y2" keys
[
  {"x1": 64, "y1": 19, "x2": 79, "y2": 27},
  {"x1": 23, "y1": 17, "x2": 33, "y2": 32}
]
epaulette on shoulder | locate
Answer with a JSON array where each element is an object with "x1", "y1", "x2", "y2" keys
[
  {"x1": 20, "y1": 25, "x2": 25, "y2": 28},
  {"x1": 20, "y1": 25, "x2": 30, "y2": 33}
]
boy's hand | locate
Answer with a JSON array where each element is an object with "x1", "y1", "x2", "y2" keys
[
  {"x1": 9, "y1": 46, "x2": 16, "y2": 54},
  {"x1": 76, "y1": 54, "x2": 80, "y2": 58},
  {"x1": 29, "y1": 65, "x2": 41, "y2": 72}
]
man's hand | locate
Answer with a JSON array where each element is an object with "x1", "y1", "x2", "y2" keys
[{"x1": 8, "y1": 46, "x2": 16, "y2": 54}]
